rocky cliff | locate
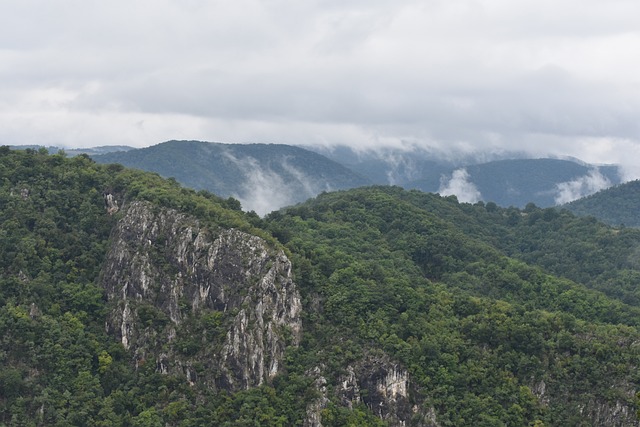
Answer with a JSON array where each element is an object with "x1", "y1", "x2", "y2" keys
[
  {"x1": 304, "y1": 354, "x2": 439, "y2": 427},
  {"x1": 99, "y1": 201, "x2": 439, "y2": 424},
  {"x1": 101, "y1": 201, "x2": 302, "y2": 390}
]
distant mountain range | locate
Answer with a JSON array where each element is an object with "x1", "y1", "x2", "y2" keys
[
  {"x1": 310, "y1": 145, "x2": 622, "y2": 207},
  {"x1": 91, "y1": 140, "x2": 370, "y2": 214},
  {"x1": 449, "y1": 158, "x2": 620, "y2": 207},
  {"x1": 8, "y1": 145, "x2": 134, "y2": 156},
  {"x1": 9, "y1": 141, "x2": 625, "y2": 215}
]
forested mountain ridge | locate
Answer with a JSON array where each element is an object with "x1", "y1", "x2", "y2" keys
[
  {"x1": 463, "y1": 158, "x2": 620, "y2": 207},
  {"x1": 86, "y1": 140, "x2": 623, "y2": 212},
  {"x1": 0, "y1": 147, "x2": 306, "y2": 426},
  {"x1": 312, "y1": 145, "x2": 622, "y2": 207},
  {"x1": 562, "y1": 179, "x2": 640, "y2": 227},
  {"x1": 91, "y1": 140, "x2": 370, "y2": 215},
  {"x1": 8, "y1": 144, "x2": 134, "y2": 157},
  {"x1": 2, "y1": 147, "x2": 640, "y2": 426},
  {"x1": 267, "y1": 188, "x2": 640, "y2": 425}
]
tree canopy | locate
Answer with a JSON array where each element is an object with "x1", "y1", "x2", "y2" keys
[{"x1": 2, "y1": 148, "x2": 640, "y2": 426}]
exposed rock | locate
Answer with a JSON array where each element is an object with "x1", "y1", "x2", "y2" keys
[
  {"x1": 533, "y1": 376, "x2": 639, "y2": 426},
  {"x1": 103, "y1": 192, "x2": 119, "y2": 214},
  {"x1": 326, "y1": 353, "x2": 439, "y2": 427},
  {"x1": 101, "y1": 201, "x2": 302, "y2": 390},
  {"x1": 9, "y1": 186, "x2": 30, "y2": 200},
  {"x1": 17, "y1": 270, "x2": 29, "y2": 283},
  {"x1": 304, "y1": 366, "x2": 330, "y2": 427},
  {"x1": 340, "y1": 365, "x2": 361, "y2": 409},
  {"x1": 29, "y1": 303, "x2": 41, "y2": 319},
  {"x1": 531, "y1": 379, "x2": 549, "y2": 406},
  {"x1": 584, "y1": 398, "x2": 640, "y2": 427}
]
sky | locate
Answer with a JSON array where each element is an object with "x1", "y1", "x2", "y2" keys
[{"x1": 2, "y1": 0, "x2": 640, "y2": 177}]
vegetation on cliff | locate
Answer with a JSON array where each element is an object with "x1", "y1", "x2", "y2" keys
[{"x1": 0, "y1": 147, "x2": 301, "y2": 426}]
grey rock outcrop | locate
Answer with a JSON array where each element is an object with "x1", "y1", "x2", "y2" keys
[
  {"x1": 584, "y1": 398, "x2": 639, "y2": 427},
  {"x1": 532, "y1": 377, "x2": 639, "y2": 426},
  {"x1": 338, "y1": 357, "x2": 435, "y2": 427},
  {"x1": 304, "y1": 354, "x2": 439, "y2": 427},
  {"x1": 101, "y1": 201, "x2": 302, "y2": 390},
  {"x1": 103, "y1": 192, "x2": 119, "y2": 214},
  {"x1": 304, "y1": 366, "x2": 330, "y2": 427}
]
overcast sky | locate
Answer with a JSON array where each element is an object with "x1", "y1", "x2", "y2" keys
[{"x1": 2, "y1": 0, "x2": 640, "y2": 176}]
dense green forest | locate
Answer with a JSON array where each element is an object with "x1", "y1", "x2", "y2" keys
[
  {"x1": 562, "y1": 180, "x2": 640, "y2": 227},
  {"x1": 2, "y1": 147, "x2": 640, "y2": 426},
  {"x1": 267, "y1": 188, "x2": 640, "y2": 425},
  {"x1": 0, "y1": 147, "x2": 299, "y2": 426}
]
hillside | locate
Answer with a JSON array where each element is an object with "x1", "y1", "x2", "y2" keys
[
  {"x1": 267, "y1": 188, "x2": 640, "y2": 425},
  {"x1": 2, "y1": 147, "x2": 640, "y2": 426},
  {"x1": 0, "y1": 147, "x2": 309, "y2": 426},
  {"x1": 9, "y1": 145, "x2": 134, "y2": 156},
  {"x1": 313, "y1": 146, "x2": 622, "y2": 207},
  {"x1": 464, "y1": 159, "x2": 621, "y2": 207},
  {"x1": 91, "y1": 140, "x2": 370, "y2": 215},
  {"x1": 83, "y1": 140, "x2": 626, "y2": 214},
  {"x1": 562, "y1": 180, "x2": 640, "y2": 227}
]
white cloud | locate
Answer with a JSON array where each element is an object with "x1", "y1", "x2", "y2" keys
[
  {"x1": 554, "y1": 168, "x2": 612, "y2": 205},
  {"x1": 221, "y1": 153, "x2": 293, "y2": 216},
  {"x1": 220, "y1": 151, "x2": 329, "y2": 215},
  {"x1": 438, "y1": 168, "x2": 482, "y2": 204},
  {"x1": 1, "y1": 0, "x2": 640, "y2": 164}
]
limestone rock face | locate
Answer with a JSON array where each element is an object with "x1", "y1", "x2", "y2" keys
[
  {"x1": 304, "y1": 355, "x2": 440, "y2": 427},
  {"x1": 101, "y1": 201, "x2": 302, "y2": 390},
  {"x1": 303, "y1": 366, "x2": 329, "y2": 427},
  {"x1": 336, "y1": 357, "x2": 429, "y2": 427},
  {"x1": 585, "y1": 398, "x2": 639, "y2": 427}
]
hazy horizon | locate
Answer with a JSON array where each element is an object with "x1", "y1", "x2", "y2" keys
[{"x1": 2, "y1": 1, "x2": 640, "y2": 178}]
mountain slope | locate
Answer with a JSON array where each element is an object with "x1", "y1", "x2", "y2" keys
[
  {"x1": 561, "y1": 179, "x2": 640, "y2": 227},
  {"x1": 91, "y1": 140, "x2": 622, "y2": 212},
  {"x1": 465, "y1": 158, "x2": 620, "y2": 207},
  {"x1": 0, "y1": 148, "x2": 308, "y2": 426},
  {"x1": 9, "y1": 144, "x2": 134, "y2": 156},
  {"x1": 402, "y1": 158, "x2": 620, "y2": 207},
  {"x1": 2, "y1": 148, "x2": 640, "y2": 426},
  {"x1": 266, "y1": 186, "x2": 640, "y2": 426},
  {"x1": 311, "y1": 145, "x2": 622, "y2": 207},
  {"x1": 92, "y1": 140, "x2": 370, "y2": 215}
]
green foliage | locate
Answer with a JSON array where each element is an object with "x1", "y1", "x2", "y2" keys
[
  {"x1": 265, "y1": 186, "x2": 640, "y2": 426},
  {"x1": 321, "y1": 402, "x2": 386, "y2": 426},
  {"x1": 2, "y1": 148, "x2": 640, "y2": 426},
  {"x1": 0, "y1": 148, "x2": 299, "y2": 425},
  {"x1": 563, "y1": 179, "x2": 640, "y2": 227}
]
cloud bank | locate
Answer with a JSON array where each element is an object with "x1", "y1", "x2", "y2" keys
[{"x1": 1, "y1": 1, "x2": 640, "y2": 177}]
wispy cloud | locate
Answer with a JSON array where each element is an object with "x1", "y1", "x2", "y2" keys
[
  {"x1": 221, "y1": 151, "x2": 325, "y2": 215},
  {"x1": 220, "y1": 152, "x2": 291, "y2": 215},
  {"x1": 280, "y1": 159, "x2": 323, "y2": 195},
  {"x1": 438, "y1": 168, "x2": 482, "y2": 204},
  {"x1": 554, "y1": 168, "x2": 611, "y2": 204}
]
